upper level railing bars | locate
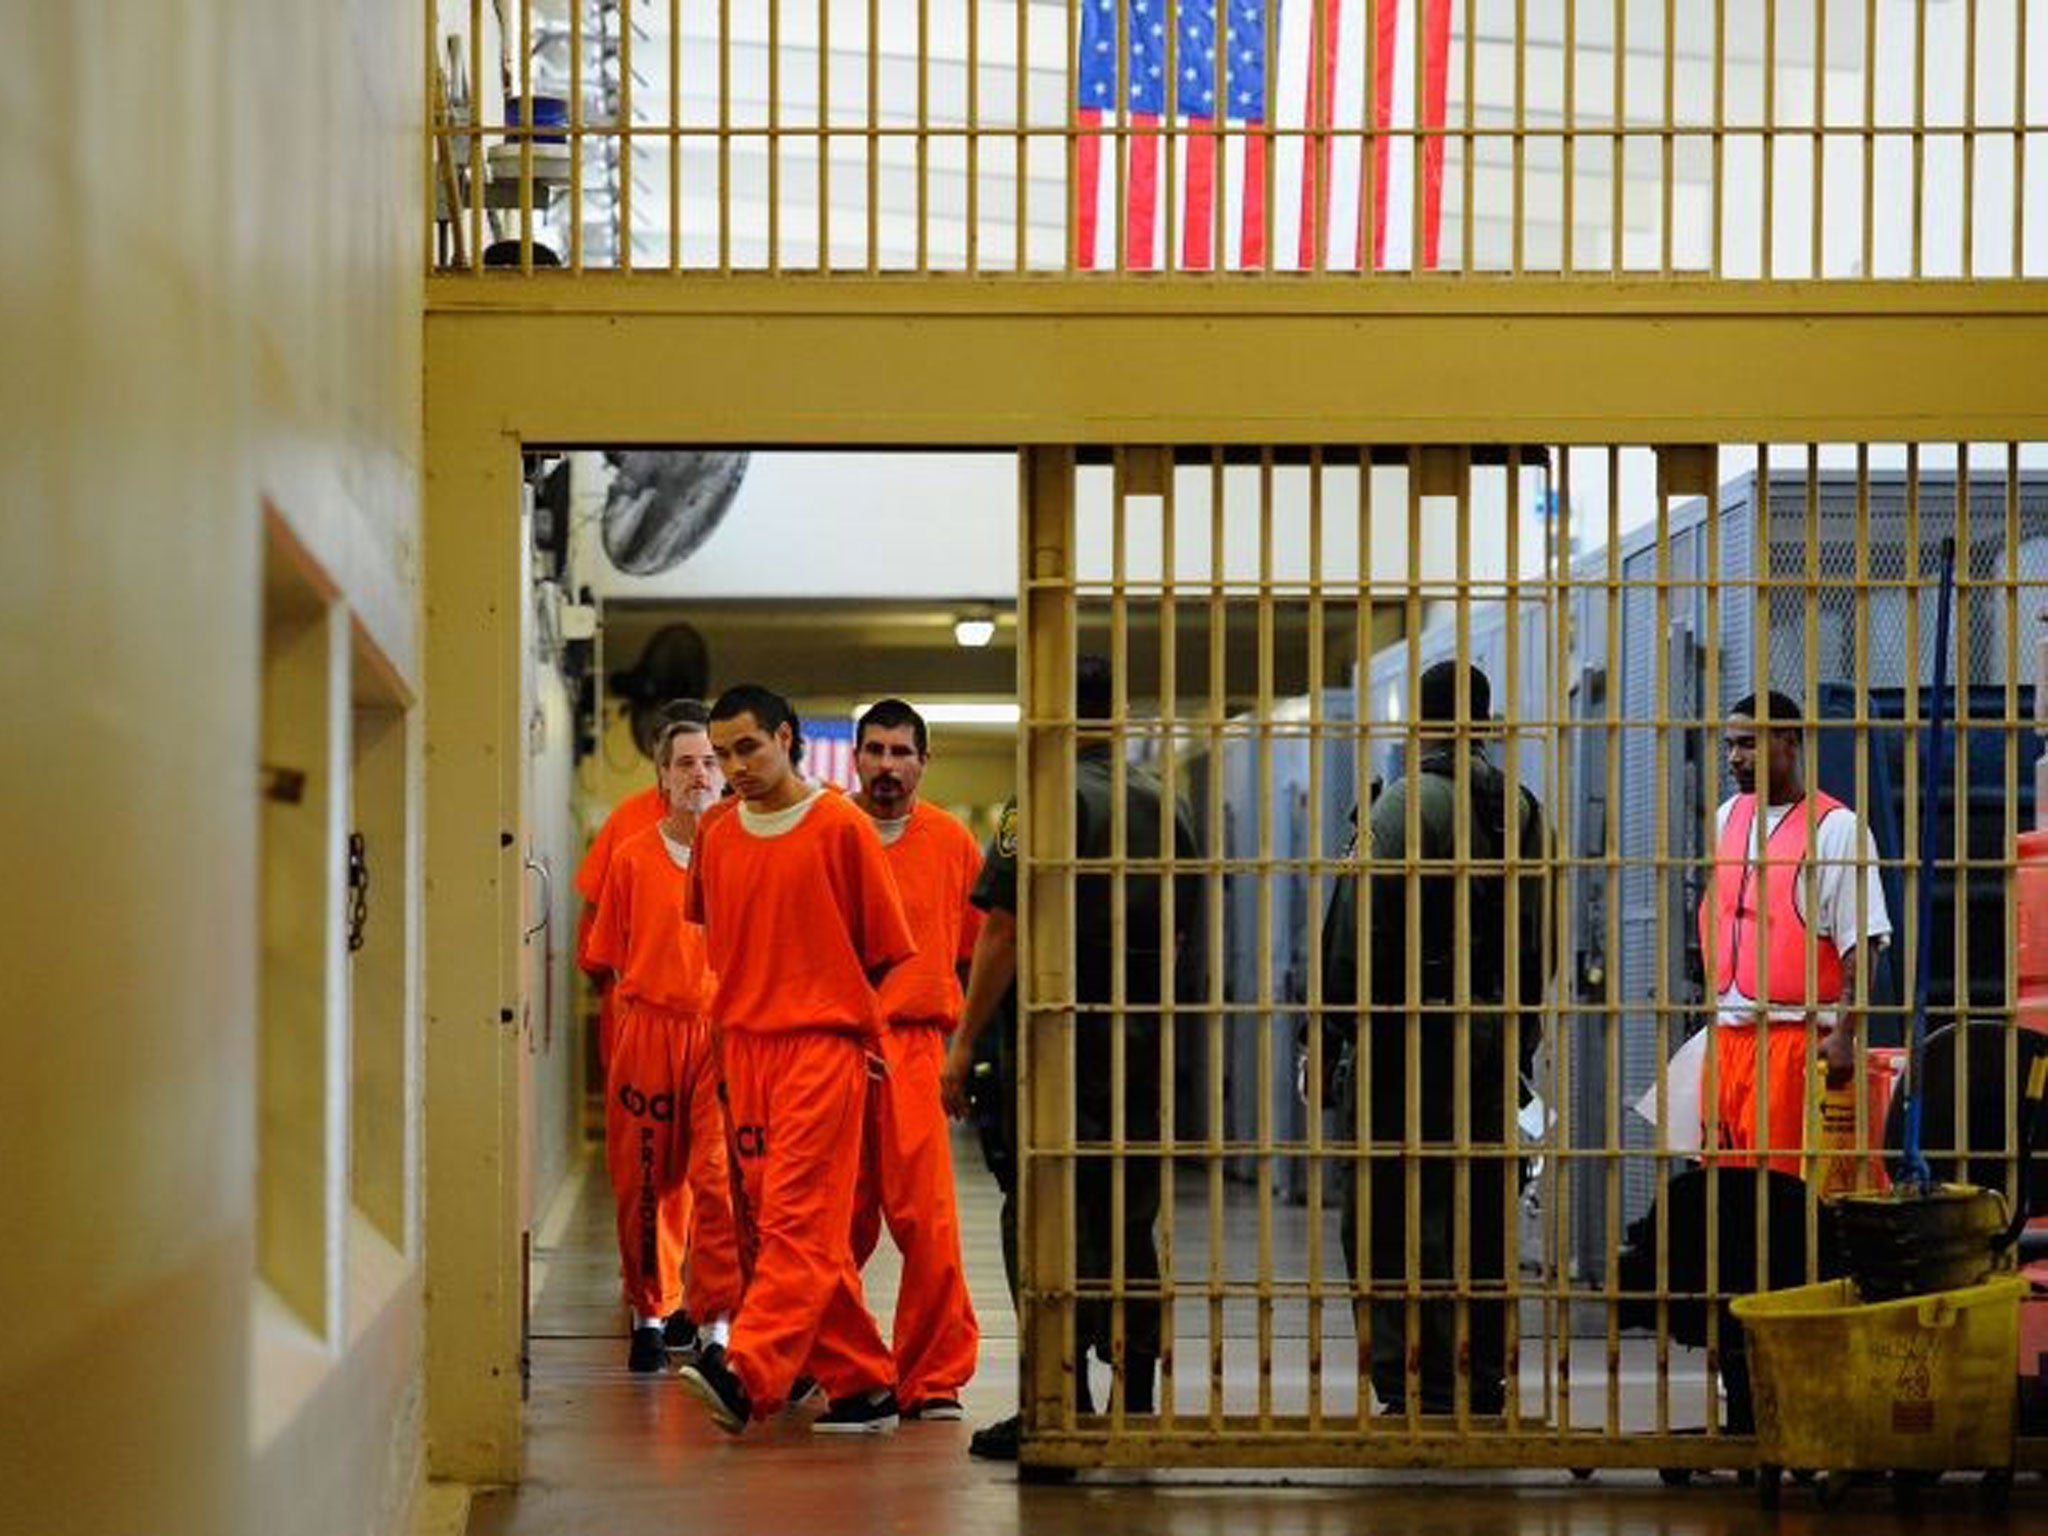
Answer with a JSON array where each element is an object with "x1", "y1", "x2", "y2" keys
[{"x1": 427, "y1": 0, "x2": 2048, "y2": 279}]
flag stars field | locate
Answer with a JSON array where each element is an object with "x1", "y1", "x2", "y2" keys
[{"x1": 1072, "y1": 0, "x2": 1448, "y2": 273}]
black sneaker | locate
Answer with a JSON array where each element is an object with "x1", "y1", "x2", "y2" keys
[
  {"x1": 778, "y1": 1374, "x2": 827, "y2": 1420},
  {"x1": 903, "y1": 1397, "x2": 965, "y2": 1422},
  {"x1": 663, "y1": 1310, "x2": 701, "y2": 1361},
  {"x1": 811, "y1": 1387, "x2": 900, "y2": 1434},
  {"x1": 679, "y1": 1344, "x2": 752, "y2": 1435},
  {"x1": 627, "y1": 1325, "x2": 667, "y2": 1374},
  {"x1": 968, "y1": 1413, "x2": 1020, "y2": 1460}
]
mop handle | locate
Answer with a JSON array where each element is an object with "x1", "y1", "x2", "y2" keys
[{"x1": 1901, "y1": 535, "x2": 1958, "y2": 1192}]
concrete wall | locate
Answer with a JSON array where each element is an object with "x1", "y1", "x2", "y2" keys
[{"x1": 2, "y1": 2, "x2": 425, "y2": 1534}]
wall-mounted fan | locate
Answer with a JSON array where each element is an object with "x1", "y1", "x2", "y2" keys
[
  {"x1": 609, "y1": 624, "x2": 711, "y2": 760},
  {"x1": 599, "y1": 450, "x2": 749, "y2": 575}
]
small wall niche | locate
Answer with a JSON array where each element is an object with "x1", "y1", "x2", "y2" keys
[
  {"x1": 349, "y1": 629, "x2": 416, "y2": 1255},
  {"x1": 258, "y1": 515, "x2": 345, "y2": 1338}
]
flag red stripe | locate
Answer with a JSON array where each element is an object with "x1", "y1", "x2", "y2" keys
[
  {"x1": 1297, "y1": 0, "x2": 1345, "y2": 268},
  {"x1": 1183, "y1": 120, "x2": 1217, "y2": 270},
  {"x1": 1420, "y1": 0, "x2": 1452, "y2": 269},
  {"x1": 1126, "y1": 112, "x2": 1162, "y2": 270},
  {"x1": 1371, "y1": 0, "x2": 1401, "y2": 269},
  {"x1": 1242, "y1": 131, "x2": 1268, "y2": 268},
  {"x1": 1076, "y1": 106, "x2": 1103, "y2": 269}
]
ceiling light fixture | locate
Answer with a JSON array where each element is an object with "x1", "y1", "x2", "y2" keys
[{"x1": 953, "y1": 614, "x2": 997, "y2": 648}]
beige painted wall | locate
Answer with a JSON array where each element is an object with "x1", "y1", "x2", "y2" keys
[
  {"x1": 527, "y1": 660, "x2": 587, "y2": 1234},
  {"x1": 2, "y1": 3, "x2": 424, "y2": 1535}
]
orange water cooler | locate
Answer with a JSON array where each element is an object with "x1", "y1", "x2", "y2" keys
[
  {"x1": 2017, "y1": 800, "x2": 2048, "y2": 1431},
  {"x1": 2021, "y1": 829, "x2": 2048, "y2": 1039}
]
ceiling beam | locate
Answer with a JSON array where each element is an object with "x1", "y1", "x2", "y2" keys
[{"x1": 427, "y1": 276, "x2": 2048, "y2": 448}]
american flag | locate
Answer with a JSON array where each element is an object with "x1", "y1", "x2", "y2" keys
[
  {"x1": 802, "y1": 716, "x2": 862, "y2": 793},
  {"x1": 1074, "y1": 0, "x2": 1453, "y2": 272}
]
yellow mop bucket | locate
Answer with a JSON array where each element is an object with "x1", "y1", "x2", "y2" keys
[{"x1": 1733, "y1": 1275, "x2": 2023, "y2": 1474}]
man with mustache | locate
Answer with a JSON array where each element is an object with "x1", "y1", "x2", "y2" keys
[
  {"x1": 839, "y1": 698, "x2": 984, "y2": 1420},
  {"x1": 584, "y1": 709, "x2": 743, "y2": 1373}
]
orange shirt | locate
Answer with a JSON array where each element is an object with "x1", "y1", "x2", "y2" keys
[
  {"x1": 584, "y1": 824, "x2": 716, "y2": 1016},
  {"x1": 576, "y1": 784, "x2": 666, "y2": 903},
  {"x1": 873, "y1": 801, "x2": 985, "y2": 1030},
  {"x1": 687, "y1": 788, "x2": 915, "y2": 1038}
]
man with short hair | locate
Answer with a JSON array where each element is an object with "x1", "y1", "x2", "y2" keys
[
  {"x1": 584, "y1": 712, "x2": 743, "y2": 1373},
  {"x1": 942, "y1": 656, "x2": 1200, "y2": 1461},
  {"x1": 840, "y1": 698, "x2": 984, "y2": 1421},
  {"x1": 1691, "y1": 689, "x2": 1892, "y2": 1434},
  {"x1": 1699, "y1": 690, "x2": 1892, "y2": 1175},
  {"x1": 1322, "y1": 659, "x2": 1553, "y2": 1418},
  {"x1": 678, "y1": 685, "x2": 916, "y2": 1436}
]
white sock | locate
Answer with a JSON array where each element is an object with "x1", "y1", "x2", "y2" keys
[
  {"x1": 634, "y1": 1312, "x2": 664, "y2": 1331},
  {"x1": 706, "y1": 1316, "x2": 730, "y2": 1347}
]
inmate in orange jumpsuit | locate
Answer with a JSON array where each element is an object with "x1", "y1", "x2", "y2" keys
[
  {"x1": 585, "y1": 823, "x2": 742, "y2": 1324},
  {"x1": 1698, "y1": 790, "x2": 1891, "y2": 1182},
  {"x1": 845, "y1": 800, "x2": 984, "y2": 1409},
  {"x1": 581, "y1": 792, "x2": 693, "y2": 1290},
  {"x1": 687, "y1": 788, "x2": 915, "y2": 1413},
  {"x1": 577, "y1": 783, "x2": 666, "y2": 1071}
]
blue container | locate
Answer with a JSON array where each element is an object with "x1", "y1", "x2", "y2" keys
[{"x1": 506, "y1": 95, "x2": 568, "y2": 144}]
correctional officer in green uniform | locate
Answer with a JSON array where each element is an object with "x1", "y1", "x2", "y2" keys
[
  {"x1": 942, "y1": 656, "x2": 1199, "y2": 1461},
  {"x1": 1320, "y1": 660, "x2": 1551, "y2": 1416}
]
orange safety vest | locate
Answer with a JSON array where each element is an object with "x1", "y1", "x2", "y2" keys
[{"x1": 1700, "y1": 791, "x2": 1847, "y2": 1006}]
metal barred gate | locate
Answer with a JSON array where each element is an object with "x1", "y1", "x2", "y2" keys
[{"x1": 1013, "y1": 442, "x2": 2048, "y2": 1473}]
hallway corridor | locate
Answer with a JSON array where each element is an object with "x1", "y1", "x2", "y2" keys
[
  {"x1": 471, "y1": 1129, "x2": 1020, "y2": 1536},
  {"x1": 464, "y1": 1131, "x2": 2035, "y2": 1536}
]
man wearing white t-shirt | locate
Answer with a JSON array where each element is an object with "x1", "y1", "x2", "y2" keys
[{"x1": 1696, "y1": 690, "x2": 1893, "y2": 1176}]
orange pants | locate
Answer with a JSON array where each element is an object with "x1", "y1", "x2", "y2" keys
[
  {"x1": 606, "y1": 997, "x2": 742, "y2": 1322},
  {"x1": 848, "y1": 1023, "x2": 980, "y2": 1406},
  {"x1": 596, "y1": 987, "x2": 618, "y2": 1078},
  {"x1": 1703, "y1": 1021, "x2": 1888, "y2": 1184},
  {"x1": 723, "y1": 1029, "x2": 895, "y2": 1413},
  {"x1": 580, "y1": 905, "x2": 615, "y2": 1075}
]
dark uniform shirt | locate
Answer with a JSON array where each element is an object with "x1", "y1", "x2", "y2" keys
[
  {"x1": 972, "y1": 744, "x2": 1200, "y2": 1109},
  {"x1": 970, "y1": 741, "x2": 1199, "y2": 1363},
  {"x1": 968, "y1": 803, "x2": 1021, "y2": 1085},
  {"x1": 1321, "y1": 742, "x2": 1551, "y2": 1142},
  {"x1": 972, "y1": 746, "x2": 1199, "y2": 1002}
]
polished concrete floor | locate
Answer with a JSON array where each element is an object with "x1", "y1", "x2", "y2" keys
[{"x1": 471, "y1": 1128, "x2": 2038, "y2": 1536}]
